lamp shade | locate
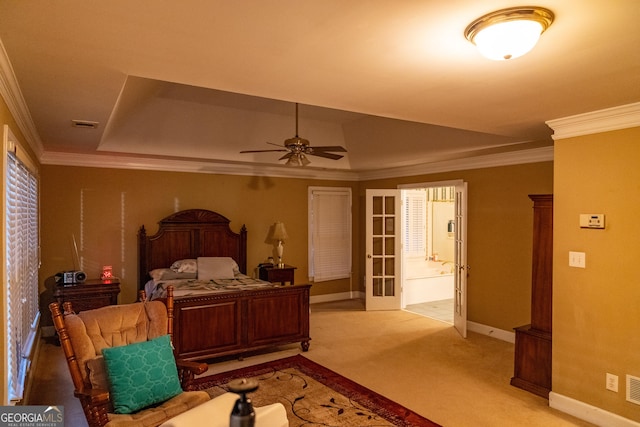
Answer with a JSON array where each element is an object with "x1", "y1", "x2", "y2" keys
[
  {"x1": 465, "y1": 7, "x2": 554, "y2": 60},
  {"x1": 270, "y1": 222, "x2": 289, "y2": 242}
]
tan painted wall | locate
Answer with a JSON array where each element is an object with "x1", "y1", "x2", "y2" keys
[
  {"x1": 39, "y1": 166, "x2": 359, "y2": 311},
  {"x1": 360, "y1": 161, "x2": 554, "y2": 331},
  {"x1": 553, "y1": 127, "x2": 640, "y2": 421},
  {"x1": 40, "y1": 161, "x2": 553, "y2": 334}
]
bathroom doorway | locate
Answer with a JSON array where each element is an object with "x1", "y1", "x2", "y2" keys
[
  {"x1": 365, "y1": 180, "x2": 467, "y2": 336},
  {"x1": 400, "y1": 182, "x2": 459, "y2": 325}
]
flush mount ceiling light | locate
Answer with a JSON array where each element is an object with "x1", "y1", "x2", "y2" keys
[{"x1": 465, "y1": 6, "x2": 554, "y2": 60}]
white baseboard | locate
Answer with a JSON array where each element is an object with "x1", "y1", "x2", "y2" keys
[
  {"x1": 467, "y1": 321, "x2": 515, "y2": 343},
  {"x1": 550, "y1": 392, "x2": 640, "y2": 427},
  {"x1": 310, "y1": 291, "x2": 364, "y2": 305}
]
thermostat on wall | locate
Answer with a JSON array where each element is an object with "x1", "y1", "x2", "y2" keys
[{"x1": 580, "y1": 214, "x2": 605, "y2": 229}]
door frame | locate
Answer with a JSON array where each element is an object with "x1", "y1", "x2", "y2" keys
[{"x1": 399, "y1": 180, "x2": 468, "y2": 337}]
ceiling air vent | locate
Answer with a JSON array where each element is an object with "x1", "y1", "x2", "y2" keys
[{"x1": 71, "y1": 120, "x2": 99, "y2": 129}]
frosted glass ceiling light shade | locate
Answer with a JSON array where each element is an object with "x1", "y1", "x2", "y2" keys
[
  {"x1": 465, "y1": 7, "x2": 554, "y2": 60},
  {"x1": 285, "y1": 153, "x2": 311, "y2": 167}
]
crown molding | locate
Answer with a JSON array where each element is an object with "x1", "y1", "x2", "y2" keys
[
  {"x1": 546, "y1": 102, "x2": 640, "y2": 140},
  {"x1": 41, "y1": 146, "x2": 554, "y2": 182},
  {"x1": 39, "y1": 151, "x2": 361, "y2": 181},
  {"x1": 0, "y1": 38, "x2": 44, "y2": 157},
  {"x1": 356, "y1": 146, "x2": 554, "y2": 181}
]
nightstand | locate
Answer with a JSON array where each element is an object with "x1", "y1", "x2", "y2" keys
[
  {"x1": 53, "y1": 278, "x2": 121, "y2": 312},
  {"x1": 259, "y1": 264, "x2": 296, "y2": 286}
]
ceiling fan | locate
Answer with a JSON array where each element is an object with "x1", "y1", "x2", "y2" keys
[{"x1": 240, "y1": 103, "x2": 347, "y2": 166}]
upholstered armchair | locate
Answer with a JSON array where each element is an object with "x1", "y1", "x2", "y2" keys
[{"x1": 49, "y1": 286, "x2": 210, "y2": 427}]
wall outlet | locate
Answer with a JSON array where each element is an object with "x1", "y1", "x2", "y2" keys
[{"x1": 606, "y1": 373, "x2": 619, "y2": 392}]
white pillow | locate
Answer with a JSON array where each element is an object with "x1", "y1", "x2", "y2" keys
[
  {"x1": 170, "y1": 259, "x2": 197, "y2": 274},
  {"x1": 149, "y1": 268, "x2": 196, "y2": 281},
  {"x1": 197, "y1": 257, "x2": 236, "y2": 280}
]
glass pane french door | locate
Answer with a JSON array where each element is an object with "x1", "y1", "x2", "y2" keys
[{"x1": 365, "y1": 189, "x2": 401, "y2": 311}]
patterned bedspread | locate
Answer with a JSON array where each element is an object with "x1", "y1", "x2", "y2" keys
[{"x1": 146, "y1": 275, "x2": 275, "y2": 300}]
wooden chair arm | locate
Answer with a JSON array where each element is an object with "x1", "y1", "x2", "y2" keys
[
  {"x1": 73, "y1": 386, "x2": 110, "y2": 404},
  {"x1": 74, "y1": 387, "x2": 111, "y2": 427},
  {"x1": 176, "y1": 359, "x2": 208, "y2": 375},
  {"x1": 176, "y1": 359, "x2": 208, "y2": 390}
]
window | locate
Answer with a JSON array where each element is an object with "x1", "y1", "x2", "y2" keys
[
  {"x1": 308, "y1": 187, "x2": 351, "y2": 282},
  {"x1": 402, "y1": 190, "x2": 427, "y2": 258},
  {"x1": 4, "y1": 125, "x2": 39, "y2": 404}
]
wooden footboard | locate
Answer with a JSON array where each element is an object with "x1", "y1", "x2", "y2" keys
[{"x1": 172, "y1": 284, "x2": 311, "y2": 361}]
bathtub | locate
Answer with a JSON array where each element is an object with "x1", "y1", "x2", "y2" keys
[{"x1": 403, "y1": 259, "x2": 454, "y2": 306}]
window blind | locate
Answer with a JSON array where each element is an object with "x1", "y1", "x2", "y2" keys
[
  {"x1": 6, "y1": 150, "x2": 40, "y2": 403},
  {"x1": 308, "y1": 187, "x2": 351, "y2": 282},
  {"x1": 403, "y1": 190, "x2": 427, "y2": 258}
]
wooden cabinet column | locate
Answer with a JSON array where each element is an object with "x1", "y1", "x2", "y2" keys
[{"x1": 511, "y1": 194, "x2": 553, "y2": 398}]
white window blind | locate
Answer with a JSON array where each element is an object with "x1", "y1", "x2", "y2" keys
[
  {"x1": 403, "y1": 190, "x2": 427, "y2": 258},
  {"x1": 308, "y1": 187, "x2": 351, "y2": 282},
  {"x1": 6, "y1": 149, "x2": 40, "y2": 403}
]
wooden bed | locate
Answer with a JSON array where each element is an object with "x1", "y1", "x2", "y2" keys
[{"x1": 138, "y1": 209, "x2": 310, "y2": 361}]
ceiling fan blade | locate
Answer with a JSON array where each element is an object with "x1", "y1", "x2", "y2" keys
[
  {"x1": 307, "y1": 151, "x2": 344, "y2": 160},
  {"x1": 279, "y1": 152, "x2": 294, "y2": 161},
  {"x1": 266, "y1": 141, "x2": 285, "y2": 148},
  {"x1": 240, "y1": 149, "x2": 288, "y2": 153},
  {"x1": 240, "y1": 141, "x2": 290, "y2": 154},
  {"x1": 309, "y1": 146, "x2": 347, "y2": 152}
]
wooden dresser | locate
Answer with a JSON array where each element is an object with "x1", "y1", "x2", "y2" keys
[{"x1": 511, "y1": 194, "x2": 553, "y2": 398}]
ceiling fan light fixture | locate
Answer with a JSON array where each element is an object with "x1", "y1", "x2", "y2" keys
[
  {"x1": 240, "y1": 102, "x2": 346, "y2": 167},
  {"x1": 285, "y1": 153, "x2": 310, "y2": 167},
  {"x1": 465, "y1": 7, "x2": 554, "y2": 60}
]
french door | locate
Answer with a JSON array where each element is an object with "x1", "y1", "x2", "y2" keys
[
  {"x1": 365, "y1": 189, "x2": 401, "y2": 310},
  {"x1": 366, "y1": 183, "x2": 468, "y2": 338},
  {"x1": 453, "y1": 182, "x2": 468, "y2": 338}
]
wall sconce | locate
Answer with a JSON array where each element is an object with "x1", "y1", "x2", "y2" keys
[
  {"x1": 465, "y1": 7, "x2": 554, "y2": 60},
  {"x1": 267, "y1": 222, "x2": 289, "y2": 267}
]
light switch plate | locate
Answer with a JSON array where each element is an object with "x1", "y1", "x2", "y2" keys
[{"x1": 569, "y1": 251, "x2": 586, "y2": 268}]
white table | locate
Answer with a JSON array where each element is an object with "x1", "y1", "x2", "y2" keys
[{"x1": 159, "y1": 392, "x2": 288, "y2": 427}]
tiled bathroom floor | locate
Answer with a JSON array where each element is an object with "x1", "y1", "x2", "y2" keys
[{"x1": 405, "y1": 298, "x2": 454, "y2": 324}]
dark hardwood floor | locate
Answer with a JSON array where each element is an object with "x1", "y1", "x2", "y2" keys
[{"x1": 26, "y1": 336, "x2": 88, "y2": 427}]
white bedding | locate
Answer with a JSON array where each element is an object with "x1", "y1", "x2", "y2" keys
[{"x1": 145, "y1": 273, "x2": 274, "y2": 300}]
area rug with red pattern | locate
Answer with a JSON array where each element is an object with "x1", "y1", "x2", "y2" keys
[{"x1": 192, "y1": 355, "x2": 440, "y2": 426}]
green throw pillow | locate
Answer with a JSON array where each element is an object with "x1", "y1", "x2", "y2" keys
[{"x1": 102, "y1": 334, "x2": 182, "y2": 414}]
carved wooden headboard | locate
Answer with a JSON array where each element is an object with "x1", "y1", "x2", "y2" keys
[{"x1": 138, "y1": 209, "x2": 247, "y2": 289}]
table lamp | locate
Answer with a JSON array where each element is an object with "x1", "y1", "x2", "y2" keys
[{"x1": 270, "y1": 222, "x2": 289, "y2": 268}]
